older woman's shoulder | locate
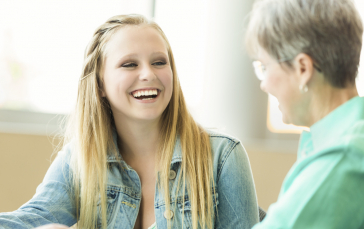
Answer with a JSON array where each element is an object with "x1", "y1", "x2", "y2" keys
[{"x1": 344, "y1": 119, "x2": 364, "y2": 155}]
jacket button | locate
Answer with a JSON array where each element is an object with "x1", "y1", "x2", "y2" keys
[
  {"x1": 169, "y1": 170, "x2": 176, "y2": 180},
  {"x1": 164, "y1": 210, "x2": 174, "y2": 219}
]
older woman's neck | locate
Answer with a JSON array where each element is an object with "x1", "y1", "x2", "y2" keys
[{"x1": 308, "y1": 84, "x2": 358, "y2": 127}]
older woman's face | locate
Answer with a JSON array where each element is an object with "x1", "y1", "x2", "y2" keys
[{"x1": 257, "y1": 49, "x2": 306, "y2": 125}]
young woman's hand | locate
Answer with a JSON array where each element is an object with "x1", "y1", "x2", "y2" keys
[{"x1": 35, "y1": 224, "x2": 70, "y2": 229}]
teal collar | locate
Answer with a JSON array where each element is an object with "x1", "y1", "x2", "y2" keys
[{"x1": 299, "y1": 96, "x2": 364, "y2": 156}]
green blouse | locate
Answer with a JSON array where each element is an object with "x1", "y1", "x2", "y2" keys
[{"x1": 254, "y1": 96, "x2": 364, "y2": 229}]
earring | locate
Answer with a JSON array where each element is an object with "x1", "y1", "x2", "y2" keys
[{"x1": 299, "y1": 84, "x2": 308, "y2": 93}]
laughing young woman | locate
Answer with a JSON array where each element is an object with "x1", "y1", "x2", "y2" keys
[{"x1": 0, "y1": 15, "x2": 258, "y2": 229}]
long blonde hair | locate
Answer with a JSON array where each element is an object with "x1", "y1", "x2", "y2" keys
[{"x1": 63, "y1": 14, "x2": 215, "y2": 229}]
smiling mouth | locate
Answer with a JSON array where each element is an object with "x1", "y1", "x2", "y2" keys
[{"x1": 131, "y1": 89, "x2": 160, "y2": 100}]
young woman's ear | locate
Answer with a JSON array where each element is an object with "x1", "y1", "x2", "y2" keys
[{"x1": 294, "y1": 53, "x2": 315, "y2": 88}]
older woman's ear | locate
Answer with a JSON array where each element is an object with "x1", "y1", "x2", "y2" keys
[{"x1": 293, "y1": 53, "x2": 316, "y2": 89}]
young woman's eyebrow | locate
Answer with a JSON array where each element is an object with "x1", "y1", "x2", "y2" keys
[
  {"x1": 115, "y1": 53, "x2": 139, "y2": 66},
  {"x1": 150, "y1": 51, "x2": 168, "y2": 59}
]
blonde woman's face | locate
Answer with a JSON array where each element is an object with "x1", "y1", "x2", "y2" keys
[{"x1": 102, "y1": 26, "x2": 173, "y2": 123}]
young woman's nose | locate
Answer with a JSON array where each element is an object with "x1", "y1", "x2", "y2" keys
[{"x1": 139, "y1": 64, "x2": 156, "y2": 81}]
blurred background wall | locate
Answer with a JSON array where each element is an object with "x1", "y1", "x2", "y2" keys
[{"x1": 0, "y1": 133, "x2": 60, "y2": 212}]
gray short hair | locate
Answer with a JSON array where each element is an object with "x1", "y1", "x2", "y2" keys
[{"x1": 245, "y1": 0, "x2": 363, "y2": 88}]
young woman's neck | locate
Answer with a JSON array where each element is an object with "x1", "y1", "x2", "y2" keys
[{"x1": 114, "y1": 117, "x2": 160, "y2": 160}]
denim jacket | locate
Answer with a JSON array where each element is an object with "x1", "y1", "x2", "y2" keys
[{"x1": 0, "y1": 131, "x2": 259, "y2": 229}]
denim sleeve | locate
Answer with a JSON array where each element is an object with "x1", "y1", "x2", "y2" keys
[
  {"x1": 215, "y1": 141, "x2": 259, "y2": 229},
  {"x1": 0, "y1": 149, "x2": 77, "y2": 228}
]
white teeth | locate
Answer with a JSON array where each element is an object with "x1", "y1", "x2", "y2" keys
[{"x1": 132, "y1": 89, "x2": 159, "y2": 98}]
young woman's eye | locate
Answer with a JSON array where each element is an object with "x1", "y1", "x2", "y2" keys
[
  {"x1": 152, "y1": 61, "x2": 166, "y2": 66},
  {"x1": 122, "y1": 63, "x2": 137, "y2": 68}
]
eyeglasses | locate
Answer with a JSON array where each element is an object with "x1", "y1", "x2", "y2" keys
[
  {"x1": 252, "y1": 61, "x2": 267, "y2": 81},
  {"x1": 252, "y1": 58, "x2": 322, "y2": 81},
  {"x1": 252, "y1": 59, "x2": 289, "y2": 81}
]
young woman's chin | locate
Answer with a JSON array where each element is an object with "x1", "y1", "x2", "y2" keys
[
  {"x1": 110, "y1": 102, "x2": 168, "y2": 123},
  {"x1": 132, "y1": 110, "x2": 165, "y2": 122}
]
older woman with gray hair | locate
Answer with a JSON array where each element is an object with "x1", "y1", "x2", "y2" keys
[{"x1": 245, "y1": 0, "x2": 364, "y2": 228}]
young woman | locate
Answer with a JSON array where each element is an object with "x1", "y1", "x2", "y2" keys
[
  {"x1": 0, "y1": 15, "x2": 259, "y2": 229},
  {"x1": 245, "y1": 0, "x2": 364, "y2": 228}
]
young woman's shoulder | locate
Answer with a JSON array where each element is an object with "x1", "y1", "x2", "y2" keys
[
  {"x1": 53, "y1": 140, "x2": 76, "y2": 167},
  {"x1": 205, "y1": 129, "x2": 249, "y2": 179},
  {"x1": 206, "y1": 129, "x2": 242, "y2": 145},
  {"x1": 206, "y1": 129, "x2": 244, "y2": 156},
  {"x1": 205, "y1": 129, "x2": 258, "y2": 224}
]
